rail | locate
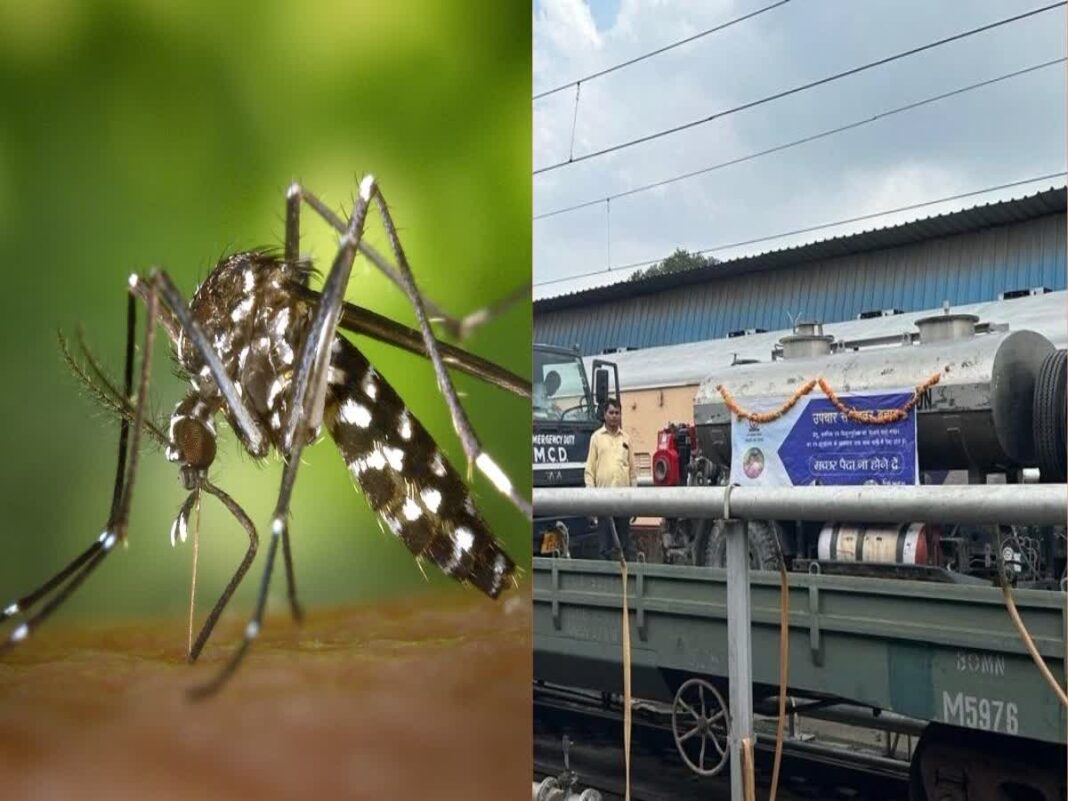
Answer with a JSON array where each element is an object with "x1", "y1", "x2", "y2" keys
[{"x1": 533, "y1": 484, "x2": 1066, "y2": 525}]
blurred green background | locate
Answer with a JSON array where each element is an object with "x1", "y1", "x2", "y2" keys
[{"x1": 0, "y1": 2, "x2": 531, "y2": 623}]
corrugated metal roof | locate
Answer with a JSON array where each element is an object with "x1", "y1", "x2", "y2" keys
[
  {"x1": 535, "y1": 187, "x2": 1067, "y2": 355},
  {"x1": 536, "y1": 186, "x2": 1067, "y2": 313}
]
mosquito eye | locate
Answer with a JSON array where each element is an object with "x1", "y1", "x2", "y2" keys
[{"x1": 173, "y1": 417, "x2": 216, "y2": 470}]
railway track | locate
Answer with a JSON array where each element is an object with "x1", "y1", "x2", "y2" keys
[{"x1": 534, "y1": 684, "x2": 910, "y2": 801}]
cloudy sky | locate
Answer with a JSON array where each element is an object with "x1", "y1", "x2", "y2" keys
[{"x1": 533, "y1": 0, "x2": 1066, "y2": 299}]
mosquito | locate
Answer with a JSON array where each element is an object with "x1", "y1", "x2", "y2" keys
[{"x1": 0, "y1": 177, "x2": 531, "y2": 698}]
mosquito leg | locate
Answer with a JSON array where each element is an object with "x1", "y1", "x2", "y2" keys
[
  {"x1": 369, "y1": 185, "x2": 532, "y2": 520},
  {"x1": 455, "y1": 283, "x2": 528, "y2": 341},
  {"x1": 274, "y1": 182, "x2": 309, "y2": 624},
  {"x1": 282, "y1": 181, "x2": 375, "y2": 451},
  {"x1": 188, "y1": 458, "x2": 297, "y2": 700},
  {"x1": 289, "y1": 182, "x2": 475, "y2": 338},
  {"x1": 285, "y1": 181, "x2": 301, "y2": 268},
  {"x1": 187, "y1": 481, "x2": 259, "y2": 663},
  {"x1": 1, "y1": 282, "x2": 158, "y2": 648}
]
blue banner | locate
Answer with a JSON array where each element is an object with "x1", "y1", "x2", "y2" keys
[{"x1": 730, "y1": 391, "x2": 918, "y2": 487}]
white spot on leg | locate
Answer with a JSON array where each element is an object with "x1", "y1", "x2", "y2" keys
[
  {"x1": 420, "y1": 488, "x2": 442, "y2": 513},
  {"x1": 103, "y1": 532, "x2": 118, "y2": 551},
  {"x1": 127, "y1": 273, "x2": 139, "y2": 290},
  {"x1": 476, "y1": 453, "x2": 513, "y2": 494},
  {"x1": 11, "y1": 623, "x2": 28, "y2": 643},
  {"x1": 359, "y1": 174, "x2": 376, "y2": 201},
  {"x1": 4, "y1": 603, "x2": 19, "y2": 616},
  {"x1": 245, "y1": 621, "x2": 260, "y2": 640},
  {"x1": 271, "y1": 518, "x2": 284, "y2": 537},
  {"x1": 401, "y1": 498, "x2": 422, "y2": 521},
  {"x1": 339, "y1": 399, "x2": 372, "y2": 428}
]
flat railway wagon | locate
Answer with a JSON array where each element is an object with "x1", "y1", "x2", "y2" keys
[
  {"x1": 533, "y1": 556, "x2": 1067, "y2": 800},
  {"x1": 536, "y1": 290, "x2": 1068, "y2": 800}
]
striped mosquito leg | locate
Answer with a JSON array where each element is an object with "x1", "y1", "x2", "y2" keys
[
  {"x1": 2, "y1": 284, "x2": 157, "y2": 649},
  {"x1": 292, "y1": 182, "x2": 465, "y2": 336},
  {"x1": 186, "y1": 481, "x2": 258, "y2": 663},
  {"x1": 325, "y1": 336, "x2": 516, "y2": 597},
  {"x1": 365, "y1": 182, "x2": 531, "y2": 520},
  {"x1": 188, "y1": 488, "x2": 287, "y2": 700}
]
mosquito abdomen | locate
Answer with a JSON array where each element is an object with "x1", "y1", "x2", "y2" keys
[{"x1": 323, "y1": 336, "x2": 515, "y2": 598}]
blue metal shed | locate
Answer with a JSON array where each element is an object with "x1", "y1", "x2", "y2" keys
[{"x1": 535, "y1": 188, "x2": 1067, "y2": 355}]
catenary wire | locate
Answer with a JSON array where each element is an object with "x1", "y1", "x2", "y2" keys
[
  {"x1": 533, "y1": 2, "x2": 1065, "y2": 176},
  {"x1": 534, "y1": 57, "x2": 1065, "y2": 221},
  {"x1": 533, "y1": 0, "x2": 793, "y2": 101},
  {"x1": 533, "y1": 172, "x2": 1068, "y2": 289}
]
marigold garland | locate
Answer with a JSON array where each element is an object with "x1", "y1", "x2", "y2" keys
[{"x1": 716, "y1": 371, "x2": 942, "y2": 426}]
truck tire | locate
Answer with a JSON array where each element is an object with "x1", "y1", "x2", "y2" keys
[
  {"x1": 701, "y1": 519, "x2": 784, "y2": 571},
  {"x1": 1032, "y1": 348, "x2": 1066, "y2": 483}
]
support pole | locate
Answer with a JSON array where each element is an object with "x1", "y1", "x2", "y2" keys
[{"x1": 725, "y1": 518, "x2": 754, "y2": 801}]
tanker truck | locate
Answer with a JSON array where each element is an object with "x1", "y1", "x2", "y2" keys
[{"x1": 653, "y1": 306, "x2": 1066, "y2": 586}]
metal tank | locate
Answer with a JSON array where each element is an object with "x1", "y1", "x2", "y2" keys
[{"x1": 693, "y1": 311, "x2": 1056, "y2": 475}]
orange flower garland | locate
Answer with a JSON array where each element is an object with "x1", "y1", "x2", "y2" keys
[{"x1": 716, "y1": 371, "x2": 942, "y2": 426}]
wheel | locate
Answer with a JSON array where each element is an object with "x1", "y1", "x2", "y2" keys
[
  {"x1": 671, "y1": 677, "x2": 730, "y2": 776},
  {"x1": 703, "y1": 519, "x2": 784, "y2": 571},
  {"x1": 1033, "y1": 349, "x2": 1066, "y2": 482}
]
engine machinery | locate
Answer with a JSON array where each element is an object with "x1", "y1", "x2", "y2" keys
[{"x1": 653, "y1": 309, "x2": 1067, "y2": 586}]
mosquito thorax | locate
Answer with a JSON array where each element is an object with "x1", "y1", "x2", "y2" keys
[{"x1": 176, "y1": 251, "x2": 314, "y2": 456}]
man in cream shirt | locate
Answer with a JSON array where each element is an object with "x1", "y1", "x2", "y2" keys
[{"x1": 584, "y1": 398, "x2": 638, "y2": 560}]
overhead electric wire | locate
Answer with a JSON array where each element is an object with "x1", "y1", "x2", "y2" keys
[
  {"x1": 533, "y1": 0, "x2": 793, "y2": 101},
  {"x1": 534, "y1": 57, "x2": 1066, "y2": 221},
  {"x1": 534, "y1": 172, "x2": 1068, "y2": 289},
  {"x1": 533, "y1": 1, "x2": 1066, "y2": 176}
]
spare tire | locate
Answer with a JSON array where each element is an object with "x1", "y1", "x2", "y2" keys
[
  {"x1": 1032, "y1": 349, "x2": 1066, "y2": 483},
  {"x1": 702, "y1": 519, "x2": 784, "y2": 571}
]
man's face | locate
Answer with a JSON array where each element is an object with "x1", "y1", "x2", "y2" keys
[{"x1": 604, "y1": 405, "x2": 621, "y2": 430}]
